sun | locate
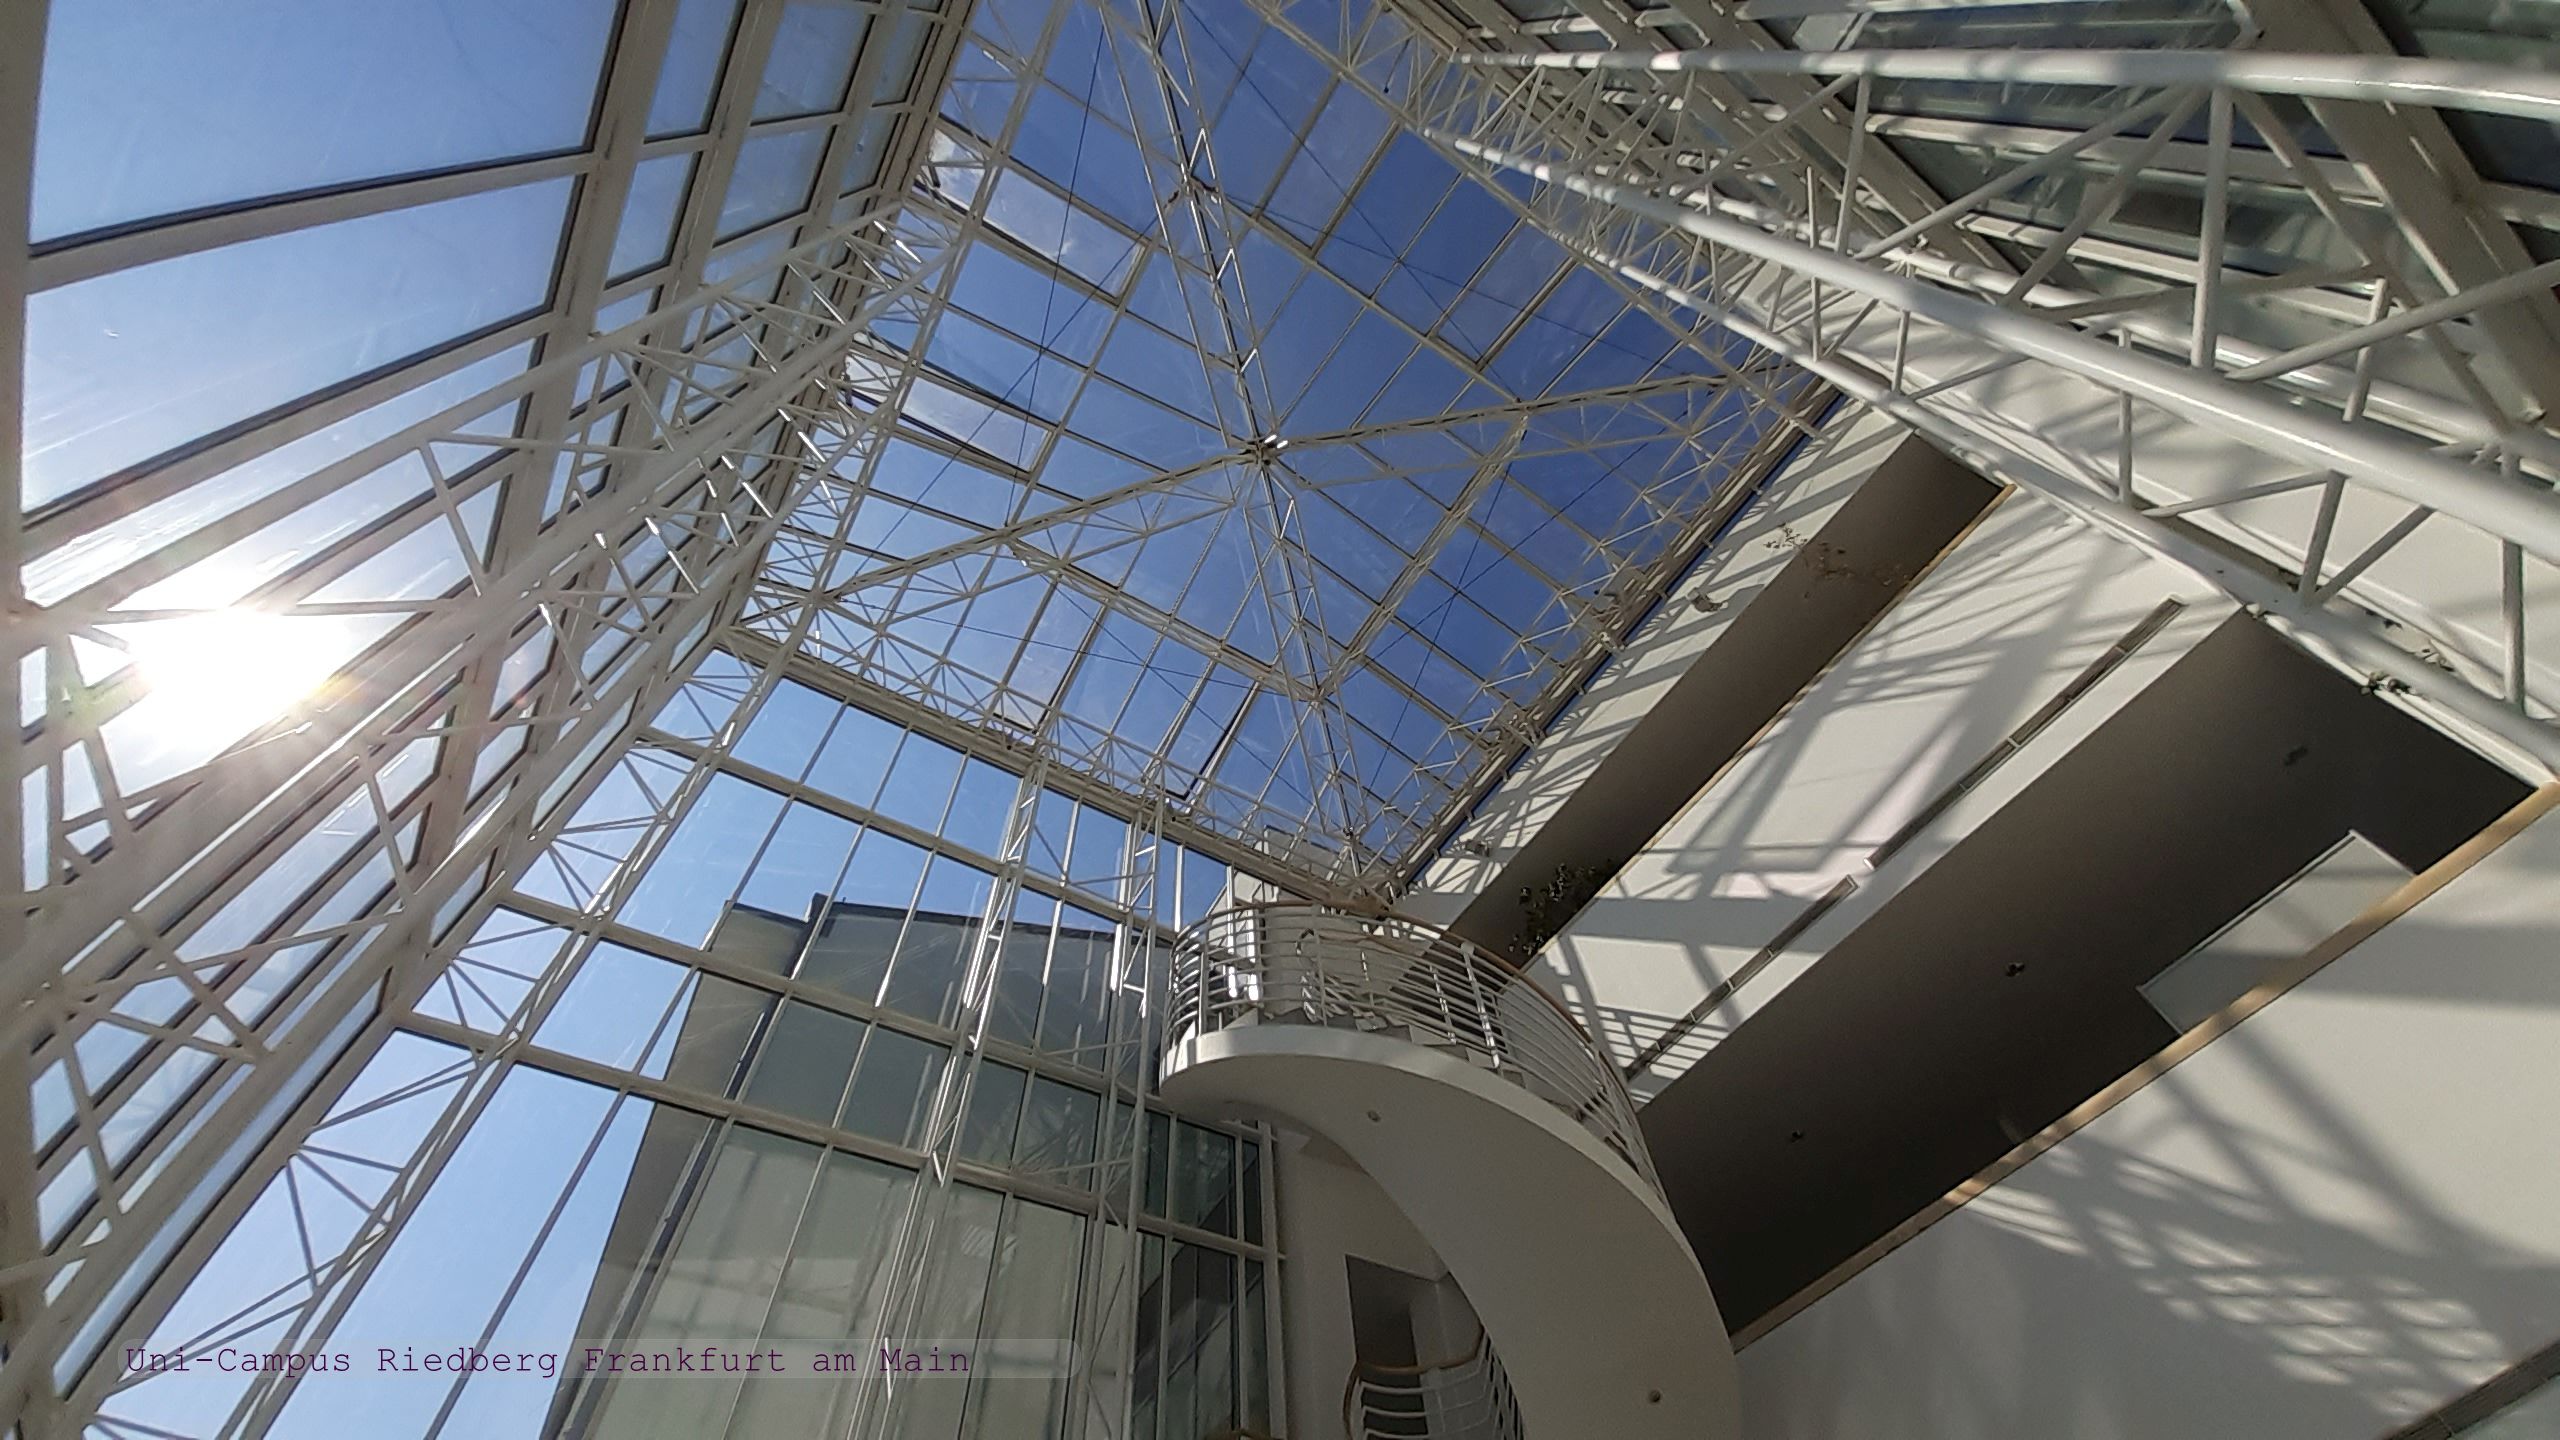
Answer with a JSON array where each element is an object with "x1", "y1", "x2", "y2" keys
[{"x1": 117, "y1": 609, "x2": 349, "y2": 742}]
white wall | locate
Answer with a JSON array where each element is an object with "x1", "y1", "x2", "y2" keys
[
  {"x1": 1274, "y1": 1137, "x2": 1447, "y2": 1440},
  {"x1": 1738, "y1": 797, "x2": 2560, "y2": 1440},
  {"x1": 1534, "y1": 490, "x2": 2229, "y2": 1097},
  {"x1": 1400, "y1": 403, "x2": 1907, "y2": 928}
]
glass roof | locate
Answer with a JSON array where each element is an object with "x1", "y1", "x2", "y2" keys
[{"x1": 745, "y1": 0, "x2": 1812, "y2": 890}]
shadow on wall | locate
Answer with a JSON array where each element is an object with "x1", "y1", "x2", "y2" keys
[
  {"x1": 1445, "y1": 432, "x2": 2001, "y2": 961},
  {"x1": 1535, "y1": 498, "x2": 2168, "y2": 1077},
  {"x1": 1742, "y1": 884, "x2": 2560, "y2": 1440},
  {"x1": 1635, "y1": 611, "x2": 2526, "y2": 1330},
  {"x1": 1416, "y1": 412, "x2": 1913, "y2": 910}
]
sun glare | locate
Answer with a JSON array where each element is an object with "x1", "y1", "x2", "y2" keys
[{"x1": 120, "y1": 610, "x2": 347, "y2": 741}]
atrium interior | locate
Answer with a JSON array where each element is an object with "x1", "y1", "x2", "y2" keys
[{"x1": 5, "y1": 0, "x2": 2560, "y2": 1436}]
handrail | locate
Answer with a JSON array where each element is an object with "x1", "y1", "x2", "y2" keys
[
  {"x1": 1342, "y1": 1327, "x2": 1522, "y2": 1440},
  {"x1": 1358, "y1": 1326, "x2": 1493, "y2": 1381},
  {"x1": 1166, "y1": 904, "x2": 1660, "y2": 1191},
  {"x1": 1190, "y1": 900, "x2": 1610, "y2": 1046}
]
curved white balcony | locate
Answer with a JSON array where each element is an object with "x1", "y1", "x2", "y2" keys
[{"x1": 1162, "y1": 905, "x2": 1738, "y2": 1439}]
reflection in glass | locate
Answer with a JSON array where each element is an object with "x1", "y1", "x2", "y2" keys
[{"x1": 25, "y1": 178, "x2": 571, "y2": 508}]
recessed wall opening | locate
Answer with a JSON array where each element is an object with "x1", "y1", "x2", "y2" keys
[{"x1": 1641, "y1": 613, "x2": 2533, "y2": 1331}]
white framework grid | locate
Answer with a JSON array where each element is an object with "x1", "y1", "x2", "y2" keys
[{"x1": 5, "y1": 0, "x2": 2560, "y2": 1434}]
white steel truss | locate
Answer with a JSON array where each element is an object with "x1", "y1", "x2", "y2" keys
[
  {"x1": 1262, "y1": 1, "x2": 2559, "y2": 778},
  {"x1": 5, "y1": 206, "x2": 963, "y2": 1434},
  {"x1": 728, "y1": 0, "x2": 1827, "y2": 901},
  {"x1": 2, "y1": 0, "x2": 971, "y2": 1423},
  {"x1": 11, "y1": 0, "x2": 2560, "y2": 1435}
]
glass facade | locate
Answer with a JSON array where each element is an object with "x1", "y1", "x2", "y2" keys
[
  {"x1": 94, "y1": 657, "x2": 1273, "y2": 1439},
  {"x1": 12, "y1": 0, "x2": 2558, "y2": 1435}
]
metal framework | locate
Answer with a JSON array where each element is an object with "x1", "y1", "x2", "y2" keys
[
  {"x1": 1258, "y1": 0, "x2": 2559, "y2": 777},
  {"x1": 1169, "y1": 901, "x2": 1659, "y2": 1188},
  {"x1": 732, "y1": 0, "x2": 1827, "y2": 900},
  {"x1": 3, "y1": 2, "x2": 972, "y2": 1430},
  {"x1": 8, "y1": 0, "x2": 2560, "y2": 1435}
]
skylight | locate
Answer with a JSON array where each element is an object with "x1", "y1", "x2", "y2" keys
[{"x1": 746, "y1": 0, "x2": 1813, "y2": 892}]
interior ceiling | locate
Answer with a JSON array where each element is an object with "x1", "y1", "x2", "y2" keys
[{"x1": 743, "y1": 0, "x2": 1817, "y2": 894}]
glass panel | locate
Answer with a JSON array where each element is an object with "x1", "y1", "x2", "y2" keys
[
  {"x1": 808, "y1": 704, "x2": 907, "y2": 808},
  {"x1": 619, "y1": 773, "x2": 787, "y2": 946},
  {"x1": 839, "y1": 1025, "x2": 948, "y2": 1147},
  {"x1": 880, "y1": 856, "x2": 993, "y2": 1024},
  {"x1": 755, "y1": 1, "x2": 870, "y2": 120},
  {"x1": 958, "y1": 1061, "x2": 1028, "y2": 1165},
  {"x1": 887, "y1": 1184, "x2": 1003, "y2": 1440},
  {"x1": 648, "y1": 0, "x2": 745, "y2": 138},
  {"x1": 717, "y1": 126, "x2": 828, "y2": 238},
  {"x1": 962, "y1": 1199, "x2": 1086, "y2": 1438},
  {"x1": 535, "y1": 943, "x2": 694, "y2": 1075},
  {"x1": 803, "y1": 830, "x2": 931, "y2": 1001},
  {"x1": 734, "y1": 677, "x2": 838, "y2": 781},
  {"x1": 728, "y1": 1149, "x2": 915, "y2": 1436},
  {"x1": 1132, "y1": 1233, "x2": 1167, "y2": 1440},
  {"x1": 33, "y1": 0, "x2": 616, "y2": 239},
  {"x1": 1240, "y1": 1259, "x2": 1270, "y2": 1432},
  {"x1": 988, "y1": 892, "x2": 1056, "y2": 1049},
  {"x1": 245, "y1": 1067, "x2": 636, "y2": 1439},
  {"x1": 1015, "y1": 1077, "x2": 1099, "y2": 1177},
  {"x1": 1143, "y1": 1110, "x2": 1171, "y2": 1217},
  {"x1": 658, "y1": 973, "x2": 777, "y2": 1099},
  {"x1": 1039, "y1": 907, "x2": 1114, "y2": 1064},
  {"x1": 875, "y1": 731, "x2": 966, "y2": 833},
  {"x1": 1171, "y1": 1122, "x2": 1237, "y2": 1236},
  {"x1": 741, "y1": 1001, "x2": 867, "y2": 1125},
  {"x1": 735, "y1": 802, "x2": 860, "y2": 924},
  {"x1": 23, "y1": 340, "x2": 533, "y2": 607},
  {"x1": 1240, "y1": 1143, "x2": 1264, "y2": 1247},
  {"x1": 25, "y1": 178, "x2": 573, "y2": 508},
  {"x1": 942, "y1": 756, "x2": 1021, "y2": 857},
  {"x1": 586, "y1": 1125, "x2": 825, "y2": 1436},
  {"x1": 609, "y1": 153, "x2": 697, "y2": 280}
]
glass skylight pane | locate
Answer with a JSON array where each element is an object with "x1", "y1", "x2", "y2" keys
[
  {"x1": 870, "y1": 11, "x2": 938, "y2": 105},
  {"x1": 32, "y1": 0, "x2": 615, "y2": 240},
  {"x1": 23, "y1": 178, "x2": 572, "y2": 510},
  {"x1": 23, "y1": 341, "x2": 532, "y2": 607},
  {"x1": 648, "y1": 0, "x2": 747, "y2": 138},
  {"x1": 755, "y1": 0, "x2": 1799, "y2": 878},
  {"x1": 840, "y1": 110, "x2": 902, "y2": 195},
  {"x1": 608, "y1": 153, "x2": 697, "y2": 280},
  {"x1": 717, "y1": 127, "x2": 829, "y2": 238},
  {"x1": 755, "y1": 1, "x2": 871, "y2": 120}
]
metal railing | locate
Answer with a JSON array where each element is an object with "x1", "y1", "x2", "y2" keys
[
  {"x1": 1344, "y1": 1330, "x2": 1524, "y2": 1440},
  {"x1": 1166, "y1": 904, "x2": 1659, "y2": 1191}
]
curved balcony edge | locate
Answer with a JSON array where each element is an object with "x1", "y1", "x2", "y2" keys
[{"x1": 1164, "y1": 903, "x2": 1662, "y2": 1193}]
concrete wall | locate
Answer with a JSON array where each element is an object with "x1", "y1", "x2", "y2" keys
[
  {"x1": 1274, "y1": 1138, "x2": 1447, "y2": 1440},
  {"x1": 1736, "y1": 795, "x2": 2560, "y2": 1440},
  {"x1": 1639, "y1": 612, "x2": 2528, "y2": 1327},
  {"x1": 1534, "y1": 487, "x2": 2230, "y2": 1099}
]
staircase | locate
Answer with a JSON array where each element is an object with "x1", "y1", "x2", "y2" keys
[
  {"x1": 1162, "y1": 905, "x2": 1739, "y2": 1439},
  {"x1": 1346, "y1": 1331, "x2": 1522, "y2": 1440}
]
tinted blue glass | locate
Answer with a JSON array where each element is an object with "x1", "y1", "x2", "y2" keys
[
  {"x1": 648, "y1": 0, "x2": 746, "y2": 138},
  {"x1": 33, "y1": 0, "x2": 615, "y2": 239},
  {"x1": 609, "y1": 154, "x2": 696, "y2": 280},
  {"x1": 755, "y1": 1, "x2": 869, "y2": 120},
  {"x1": 23, "y1": 178, "x2": 573, "y2": 509},
  {"x1": 717, "y1": 128, "x2": 829, "y2": 237}
]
